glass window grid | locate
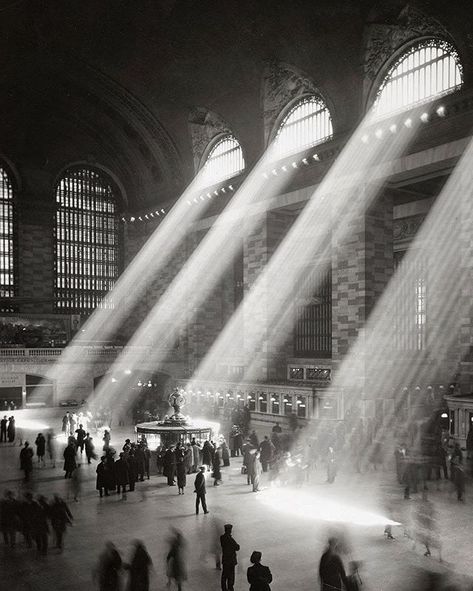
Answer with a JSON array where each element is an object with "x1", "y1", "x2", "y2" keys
[
  {"x1": 393, "y1": 250, "x2": 426, "y2": 351},
  {"x1": 258, "y1": 392, "x2": 268, "y2": 413},
  {"x1": 296, "y1": 395, "x2": 307, "y2": 418},
  {"x1": 0, "y1": 167, "x2": 15, "y2": 299},
  {"x1": 201, "y1": 136, "x2": 245, "y2": 186},
  {"x1": 274, "y1": 96, "x2": 333, "y2": 159},
  {"x1": 374, "y1": 39, "x2": 463, "y2": 118},
  {"x1": 55, "y1": 168, "x2": 120, "y2": 313},
  {"x1": 294, "y1": 267, "x2": 332, "y2": 357}
]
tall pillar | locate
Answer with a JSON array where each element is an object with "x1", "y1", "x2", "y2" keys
[
  {"x1": 332, "y1": 189, "x2": 394, "y2": 414},
  {"x1": 243, "y1": 209, "x2": 296, "y2": 381}
]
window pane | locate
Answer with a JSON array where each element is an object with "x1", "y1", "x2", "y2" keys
[
  {"x1": 200, "y1": 136, "x2": 245, "y2": 186},
  {"x1": 55, "y1": 168, "x2": 119, "y2": 313},
  {"x1": 374, "y1": 39, "x2": 463, "y2": 118},
  {"x1": 274, "y1": 96, "x2": 333, "y2": 159},
  {"x1": 0, "y1": 167, "x2": 15, "y2": 301}
]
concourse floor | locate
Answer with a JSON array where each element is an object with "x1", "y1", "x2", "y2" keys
[{"x1": 1, "y1": 416, "x2": 473, "y2": 591}]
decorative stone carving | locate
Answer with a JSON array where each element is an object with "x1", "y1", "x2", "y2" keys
[
  {"x1": 261, "y1": 61, "x2": 322, "y2": 146},
  {"x1": 363, "y1": 5, "x2": 453, "y2": 102},
  {"x1": 393, "y1": 214, "x2": 426, "y2": 243},
  {"x1": 188, "y1": 107, "x2": 232, "y2": 173}
]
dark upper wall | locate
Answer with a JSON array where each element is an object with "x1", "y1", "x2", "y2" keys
[{"x1": 0, "y1": 0, "x2": 472, "y2": 211}]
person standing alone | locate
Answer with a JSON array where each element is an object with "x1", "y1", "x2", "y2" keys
[
  {"x1": 220, "y1": 523, "x2": 240, "y2": 591},
  {"x1": 194, "y1": 466, "x2": 209, "y2": 514}
]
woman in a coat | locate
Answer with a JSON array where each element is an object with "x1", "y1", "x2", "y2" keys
[
  {"x1": 35, "y1": 433, "x2": 46, "y2": 466},
  {"x1": 247, "y1": 551, "x2": 272, "y2": 591},
  {"x1": 176, "y1": 458, "x2": 186, "y2": 494},
  {"x1": 202, "y1": 441, "x2": 212, "y2": 471}
]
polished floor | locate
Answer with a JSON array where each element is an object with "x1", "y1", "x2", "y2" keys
[{"x1": 1, "y1": 409, "x2": 472, "y2": 591}]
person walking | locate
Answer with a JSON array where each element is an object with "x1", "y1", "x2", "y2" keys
[
  {"x1": 166, "y1": 529, "x2": 187, "y2": 591},
  {"x1": 35, "y1": 433, "x2": 46, "y2": 467},
  {"x1": 85, "y1": 434, "x2": 96, "y2": 464},
  {"x1": 326, "y1": 446, "x2": 337, "y2": 484},
  {"x1": 220, "y1": 524, "x2": 240, "y2": 591},
  {"x1": 50, "y1": 494, "x2": 73, "y2": 551},
  {"x1": 319, "y1": 537, "x2": 348, "y2": 591},
  {"x1": 259, "y1": 437, "x2": 274, "y2": 473},
  {"x1": 70, "y1": 464, "x2": 82, "y2": 502},
  {"x1": 46, "y1": 430, "x2": 56, "y2": 468},
  {"x1": 75, "y1": 424, "x2": 87, "y2": 454},
  {"x1": 20, "y1": 441, "x2": 34, "y2": 481},
  {"x1": 163, "y1": 447, "x2": 176, "y2": 486},
  {"x1": 96, "y1": 456, "x2": 110, "y2": 497},
  {"x1": 251, "y1": 451, "x2": 262, "y2": 492},
  {"x1": 247, "y1": 551, "x2": 272, "y2": 591},
  {"x1": 7, "y1": 416, "x2": 15, "y2": 443},
  {"x1": 63, "y1": 440, "x2": 77, "y2": 479},
  {"x1": 194, "y1": 466, "x2": 209, "y2": 514},
  {"x1": 0, "y1": 490, "x2": 19, "y2": 547},
  {"x1": 62, "y1": 412, "x2": 71, "y2": 438},
  {"x1": 125, "y1": 540, "x2": 153, "y2": 591},
  {"x1": 95, "y1": 541, "x2": 123, "y2": 591},
  {"x1": 0, "y1": 415, "x2": 7, "y2": 442}
]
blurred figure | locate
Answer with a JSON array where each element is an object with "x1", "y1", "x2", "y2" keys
[
  {"x1": 212, "y1": 448, "x2": 222, "y2": 486},
  {"x1": 346, "y1": 561, "x2": 363, "y2": 591},
  {"x1": 252, "y1": 451, "x2": 262, "y2": 492},
  {"x1": 50, "y1": 494, "x2": 73, "y2": 550},
  {"x1": 63, "y1": 439, "x2": 77, "y2": 479},
  {"x1": 20, "y1": 441, "x2": 34, "y2": 482},
  {"x1": 125, "y1": 540, "x2": 152, "y2": 591},
  {"x1": 7, "y1": 416, "x2": 15, "y2": 443},
  {"x1": 319, "y1": 537, "x2": 348, "y2": 591},
  {"x1": 70, "y1": 464, "x2": 82, "y2": 502},
  {"x1": 85, "y1": 434, "x2": 96, "y2": 464},
  {"x1": 95, "y1": 541, "x2": 123, "y2": 591},
  {"x1": 247, "y1": 550, "x2": 272, "y2": 591},
  {"x1": 62, "y1": 411, "x2": 71, "y2": 438},
  {"x1": 166, "y1": 529, "x2": 187, "y2": 591},
  {"x1": 46, "y1": 430, "x2": 56, "y2": 468},
  {"x1": 0, "y1": 490, "x2": 19, "y2": 547},
  {"x1": 413, "y1": 490, "x2": 442, "y2": 560},
  {"x1": 35, "y1": 433, "x2": 46, "y2": 467},
  {"x1": 0, "y1": 415, "x2": 7, "y2": 442},
  {"x1": 31, "y1": 494, "x2": 49, "y2": 555},
  {"x1": 326, "y1": 447, "x2": 337, "y2": 484},
  {"x1": 259, "y1": 436, "x2": 274, "y2": 473},
  {"x1": 103, "y1": 429, "x2": 111, "y2": 451},
  {"x1": 97, "y1": 456, "x2": 110, "y2": 497},
  {"x1": 220, "y1": 523, "x2": 240, "y2": 591},
  {"x1": 75, "y1": 424, "x2": 87, "y2": 454}
]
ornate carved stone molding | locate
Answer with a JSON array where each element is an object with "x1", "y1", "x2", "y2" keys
[
  {"x1": 363, "y1": 5, "x2": 453, "y2": 103},
  {"x1": 393, "y1": 213, "x2": 426, "y2": 243},
  {"x1": 188, "y1": 108, "x2": 232, "y2": 173},
  {"x1": 261, "y1": 61, "x2": 322, "y2": 146}
]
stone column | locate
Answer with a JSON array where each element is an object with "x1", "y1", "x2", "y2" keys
[{"x1": 332, "y1": 188, "x2": 394, "y2": 415}]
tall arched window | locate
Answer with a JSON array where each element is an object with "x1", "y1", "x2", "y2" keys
[
  {"x1": 0, "y1": 165, "x2": 15, "y2": 300},
  {"x1": 273, "y1": 95, "x2": 333, "y2": 159},
  {"x1": 200, "y1": 135, "x2": 245, "y2": 186},
  {"x1": 55, "y1": 167, "x2": 120, "y2": 312},
  {"x1": 373, "y1": 39, "x2": 463, "y2": 118}
]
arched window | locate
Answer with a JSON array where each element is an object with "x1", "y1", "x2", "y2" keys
[
  {"x1": 200, "y1": 135, "x2": 245, "y2": 186},
  {"x1": 373, "y1": 39, "x2": 463, "y2": 118},
  {"x1": 0, "y1": 166, "x2": 15, "y2": 300},
  {"x1": 55, "y1": 167, "x2": 120, "y2": 312},
  {"x1": 273, "y1": 96, "x2": 333, "y2": 159}
]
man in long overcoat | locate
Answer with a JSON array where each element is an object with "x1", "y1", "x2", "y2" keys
[
  {"x1": 220, "y1": 524, "x2": 240, "y2": 591},
  {"x1": 194, "y1": 466, "x2": 209, "y2": 514}
]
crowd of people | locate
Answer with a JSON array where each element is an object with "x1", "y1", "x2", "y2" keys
[
  {"x1": 0, "y1": 414, "x2": 16, "y2": 443},
  {"x1": 2, "y1": 403, "x2": 473, "y2": 591},
  {"x1": 0, "y1": 490, "x2": 73, "y2": 554}
]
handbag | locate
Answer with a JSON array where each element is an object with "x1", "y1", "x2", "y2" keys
[{"x1": 241, "y1": 465, "x2": 247, "y2": 474}]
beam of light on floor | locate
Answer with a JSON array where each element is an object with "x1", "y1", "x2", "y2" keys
[
  {"x1": 255, "y1": 487, "x2": 400, "y2": 527},
  {"x1": 40, "y1": 171, "x2": 221, "y2": 401},
  {"x1": 328, "y1": 135, "x2": 473, "y2": 453},
  {"x1": 86, "y1": 142, "x2": 300, "y2": 413},
  {"x1": 188, "y1": 112, "x2": 421, "y2": 388}
]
